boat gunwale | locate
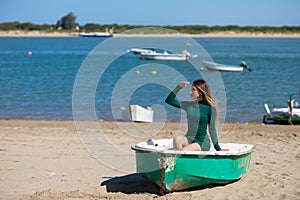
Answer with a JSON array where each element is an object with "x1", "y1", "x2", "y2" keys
[
  {"x1": 140, "y1": 52, "x2": 186, "y2": 57},
  {"x1": 131, "y1": 142, "x2": 254, "y2": 157}
]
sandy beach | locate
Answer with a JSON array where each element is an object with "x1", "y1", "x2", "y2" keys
[
  {"x1": 0, "y1": 30, "x2": 300, "y2": 38},
  {"x1": 1, "y1": 120, "x2": 299, "y2": 199}
]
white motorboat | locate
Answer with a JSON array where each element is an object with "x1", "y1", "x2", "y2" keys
[
  {"x1": 140, "y1": 50, "x2": 198, "y2": 61},
  {"x1": 203, "y1": 60, "x2": 244, "y2": 72},
  {"x1": 141, "y1": 51, "x2": 188, "y2": 61},
  {"x1": 79, "y1": 32, "x2": 113, "y2": 38},
  {"x1": 128, "y1": 48, "x2": 157, "y2": 54},
  {"x1": 79, "y1": 28, "x2": 113, "y2": 38}
]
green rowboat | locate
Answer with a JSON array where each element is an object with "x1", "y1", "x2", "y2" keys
[{"x1": 131, "y1": 139, "x2": 254, "y2": 193}]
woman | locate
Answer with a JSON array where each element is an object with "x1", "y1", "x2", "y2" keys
[{"x1": 165, "y1": 79, "x2": 223, "y2": 151}]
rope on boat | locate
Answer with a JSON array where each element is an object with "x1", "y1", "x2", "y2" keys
[
  {"x1": 158, "y1": 154, "x2": 176, "y2": 195},
  {"x1": 159, "y1": 156, "x2": 165, "y2": 195}
]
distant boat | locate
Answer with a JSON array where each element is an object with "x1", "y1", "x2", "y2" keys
[
  {"x1": 128, "y1": 48, "x2": 157, "y2": 54},
  {"x1": 79, "y1": 32, "x2": 113, "y2": 38},
  {"x1": 79, "y1": 28, "x2": 113, "y2": 38},
  {"x1": 120, "y1": 105, "x2": 154, "y2": 122},
  {"x1": 140, "y1": 50, "x2": 198, "y2": 61},
  {"x1": 203, "y1": 60, "x2": 244, "y2": 72}
]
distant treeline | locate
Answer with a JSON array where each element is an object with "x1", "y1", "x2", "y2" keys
[{"x1": 1, "y1": 21, "x2": 300, "y2": 34}]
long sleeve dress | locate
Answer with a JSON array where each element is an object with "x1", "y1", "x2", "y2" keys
[{"x1": 165, "y1": 86, "x2": 221, "y2": 151}]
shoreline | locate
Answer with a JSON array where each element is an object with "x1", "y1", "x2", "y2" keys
[
  {"x1": 1, "y1": 30, "x2": 300, "y2": 38},
  {"x1": 0, "y1": 118, "x2": 265, "y2": 125},
  {"x1": 0, "y1": 118, "x2": 296, "y2": 127}
]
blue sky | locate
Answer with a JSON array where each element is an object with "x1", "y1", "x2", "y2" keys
[{"x1": 1, "y1": 0, "x2": 299, "y2": 26}]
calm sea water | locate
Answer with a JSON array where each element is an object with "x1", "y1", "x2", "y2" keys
[{"x1": 0, "y1": 37, "x2": 299, "y2": 123}]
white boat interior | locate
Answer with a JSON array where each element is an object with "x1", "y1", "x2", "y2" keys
[
  {"x1": 132, "y1": 138, "x2": 254, "y2": 156},
  {"x1": 141, "y1": 51, "x2": 189, "y2": 61},
  {"x1": 129, "y1": 48, "x2": 198, "y2": 61},
  {"x1": 264, "y1": 102, "x2": 300, "y2": 117},
  {"x1": 128, "y1": 48, "x2": 157, "y2": 54}
]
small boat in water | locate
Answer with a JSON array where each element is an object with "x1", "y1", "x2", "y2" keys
[
  {"x1": 203, "y1": 60, "x2": 243, "y2": 72},
  {"x1": 79, "y1": 32, "x2": 113, "y2": 38},
  {"x1": 129, "y1": 47, "x2": 198, "y2": 61},
  {"x1": 138, "y1": 49, "x2": 198, "y2": 61},
  {"x1": 131, "y1": 139, "x2": 254, "y2": 193},
  {"x1": 140, "y1": 51, "x2": 188, "y2": 61},
  {"x1": 128, "y1": 48, "x2": 157, "y2": 54},
  {"x1": 203, "y1": 60, "x2": 252, "y2": 72},
  {"x1": 79, "y1": 28, "x2": 113, "y2": 38}
]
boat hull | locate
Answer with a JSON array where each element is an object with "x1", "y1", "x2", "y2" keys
[
  {"x1": 263, "y1": 103, "x2": 300, "y2": 124},
  {"x1": 203, "y1": 60, "x2": 243, "y2": 72},
  {"x1": 274, "y1": 117, "x2": 300, "y2": 124},
  {"x1": 132, "y1": 141, "x2": 253, "y2": 192},
  {"x1": 129, "y1": 48, "x2": 156, "y2": 54},
  {"x1": 121, "y1": 105, "x2": 154, "y2": 122},
  {"x1": 79, "y1": 33, "x2": 113, "y2": 38},
  {"x1": 141, "y1": 54, "x2": 187, "y2": 61},
  {"x1": 263, "y1": 115, "x2": 300, "y2": 125}
]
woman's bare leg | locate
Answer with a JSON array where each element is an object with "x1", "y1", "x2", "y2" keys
[
  {"x1": 173, "y1": 135, "x2": 189, "y2": 150},
  {"x1": 183, "y1": 142, "x2": 201, "y2": 151},
  {"x1": 173, "y1": 135, "x2": 202, "y2": 151}
]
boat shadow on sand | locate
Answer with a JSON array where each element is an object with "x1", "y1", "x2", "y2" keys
[
  {"x1": 101, "y1": 173, "x2": 160, "y2": 194},
  {"x1": 100, "y1": 173, "x2": 237, "y2": 195}
]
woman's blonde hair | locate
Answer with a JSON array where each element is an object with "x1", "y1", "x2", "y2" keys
[{"x1": 193, "y1": 79, "x2": 217, "y2": 110}]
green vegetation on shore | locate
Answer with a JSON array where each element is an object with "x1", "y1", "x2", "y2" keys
[
  {"x1": 1, "y1": 12, "x2": 299, "y2": 34},
  {"x1": 1, "y1": 21, "x2": 299, "y2": 34}
]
